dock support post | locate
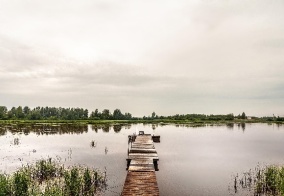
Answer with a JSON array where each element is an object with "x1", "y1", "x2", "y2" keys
[
  {"x1": 126, "y1": 159, "x2": 131, "y2": 170},
  {"x1": 154, "y1": 159, "x2": 159, "y2": 171}
]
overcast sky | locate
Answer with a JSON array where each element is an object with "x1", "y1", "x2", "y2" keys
[{"x1": 0, "y1": 0, "x2": 284, "y2": 117}]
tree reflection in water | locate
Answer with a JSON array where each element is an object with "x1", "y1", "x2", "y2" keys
[{"x1": 0, "y1": 123, "x2": 133, "y2": 136}]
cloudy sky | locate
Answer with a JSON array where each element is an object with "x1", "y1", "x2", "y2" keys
[{"x1": 0, "y1": 0, "x2": 283, "y2": 117}]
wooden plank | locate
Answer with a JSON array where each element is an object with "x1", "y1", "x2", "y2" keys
[
  {"x1": 128, "y1": 156, "x2": 159, "y2": 161},
  {"x1": 128, "y1": 156, "x2": 159, "y2": 160},
  {"x1": 129, "y1": 149, "x2": 157, "y2": 153},
  {"x1": 131, "y1": 159, "x2": 154, "y2": 165},
  {"x1": 133, "y1": 143, "x2": 153, "y2": 145},
  {"x1": 133, "y1": 142, "x2": 153, "y2": 144},
  {"x1": 131, "y1": 146, "x2": 155, "y2": 149},
  {"x1": 129, "y1": 163, "x2": 154, "y2": 167},
  {"x1": 127, "y1": 158, "x2": 158, "y2": 162},
  {"x1": 128, "y1": 166, "x2": 155, "y2": 171},
  {"x1": 130, "y1": 160, "x2": 154, "y2": 166},
  {"x1": 128, "y1": 153, "x2": 158, "y2": 157},
  {"x1": 135, "y1": 138, "x2": 152, "y2": 141},
  {"x1": 132, "y1": 143, "x2": 154, "y2": 145},
  {"x1": 132, "y1": 143, "x2": 154, "y2": 146}
]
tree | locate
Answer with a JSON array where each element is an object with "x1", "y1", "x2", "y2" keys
[
  {"x1": 83, "y1": 109, "x2": 88, "y2": 119},
  {"x1": 101, "y1": 109, "x2": 111, "y2": 120},
  {"x1": 0, "y1": 106, "x2": 7, "y2": 119},
  {"x1": 241, "y1": 112, "x2": 246, "y2": 119},
  {"x1": 151, "y1": 112, "x2": 156, "y2": 119},
  {"x1": 124, "y1": 112, "x2": 132, "y2": 120},
  {"x1": 8, "y1": 107, "x2": 17, "y2": 119},
  {"x1": 16, "y1": 106, "x2": 24, "y2": 119},
  {"x1": 94, "y1": 109, "x2": 99, "y2": 118},
  {"x1": 29, "y1": 109, "x2": 41, "y2": 120},
  {"x1": 113, "y1": 109, "x2": 123, "y2": 120},
  {"x1": 225, "y1": 113, "x2": 234, "y2": 120},
  {"x1": 23, "y1": 106, "x2": 30, "y2": 117}
]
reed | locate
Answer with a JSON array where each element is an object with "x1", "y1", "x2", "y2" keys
[
  {"x1": 0, "y1": 159, "x2": 106, "y2": 195},
  {"x1": 255, "y1": 166, "x2": 284, "y2": 195},
  {"x1": 234, "y1": 165, "x2": 284, "y2": 195}
]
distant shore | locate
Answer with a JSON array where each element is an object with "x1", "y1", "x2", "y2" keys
[{"x1": 0, "y1": 119, "x2": 283, "y2": 125}]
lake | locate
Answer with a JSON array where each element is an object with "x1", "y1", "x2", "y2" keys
[{"x1": 1, "y1": 123, "x2": 284, "y2": 195}]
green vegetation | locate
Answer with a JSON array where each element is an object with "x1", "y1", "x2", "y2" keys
[
  {"x1": 0, "y1": 106, "x2": 134, "y2": 121},
  {"x1": 0, "y1": 106, "x2": 89, "y2": 120},
  {"x1": 0, "y1": 159, "x2": 106, "y2": 196},
  {"x1": 0, "y1": 106, "x2": 283, "y2": 124},
  {"x1": 234, "y1": 165, "x2": 284, "y2": 195},
  {"x1": 255, "y1": 166, "x2": 284, "y2": 195},
  {"x1": 89, "y1": 108, "x2": 132, "y2": 120}
]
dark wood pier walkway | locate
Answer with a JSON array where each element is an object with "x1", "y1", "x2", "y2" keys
[{"x1": 121, "y1": 133, "x2": 160, "y2": 196}]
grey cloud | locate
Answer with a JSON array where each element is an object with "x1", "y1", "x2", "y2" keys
[
  {"x1": 255, "y1": 39, "x2": 284, "y2": 51},
  {"x1": 0, "y1": 0, "x2": 284, "y2": 116},
  {"x1": 0, "y1": 35, "x2": 55, "y2": 74}
]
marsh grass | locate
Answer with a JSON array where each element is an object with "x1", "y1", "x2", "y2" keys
[
  {"x1": 255, "y1": 166, "x2": 284, "y2": 195},
  {"x1": 234, "y1": 165, "x2": 284, "y2": 196},
  {"x1": 0, "y1": 159, "x2": 106, "y2": 195},
  {"x1": 0, "y1": 174, "x2": 10, "y2": 195}
]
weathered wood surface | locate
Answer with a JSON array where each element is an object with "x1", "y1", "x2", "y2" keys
[
  {"x1": 128, "y1": 153, "x2": 158, "y2": 157},
  {"x1": 129, "y1": 149, "x2": 157, "y2": 153},
  {"x1": 127, "y1": 135, "x2": 159, "y2": 161},
  {"x1": 128, "y1": 165, "x2": 155, "y2": 171},
  {"x1": 132, "y1": 143, "x2": 154, "y2": 146},
  {"x1": 122, "y1": 134, "x2": 160, "y2": 195},
  {"x1": 128, "y1": 158, "x2": 155, "y2": 172},
  {"x1": 128, "y1": 134, "x2": 160, "y2": 143},
  {"x1": 121, "y1": 172, "x2": 159, "y2": 196}
]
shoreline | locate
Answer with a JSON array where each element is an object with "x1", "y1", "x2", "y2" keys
[{"x1": 0, "y1": 119, "x2": 283, "y2": 125}]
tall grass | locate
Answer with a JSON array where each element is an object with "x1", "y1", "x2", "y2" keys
[
  {"x1": 255, "y1": 166, "x2": 284, "y2": 195},
  {"x1": 0, "y1": 159, "x2": 106, "y2": 195},
  {"x1": 0, "y1": 174, "x2": 10, "y2": 195},
  {"x1": 234, "y1": 165, "x2": 284, "y2": 195}
]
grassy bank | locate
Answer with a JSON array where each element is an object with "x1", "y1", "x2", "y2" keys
[{"x1": 0, "y1": 159, "x2": 106, "y2": 196}]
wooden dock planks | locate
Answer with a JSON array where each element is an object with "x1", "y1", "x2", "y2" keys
[
  {"x1": 128, "y1": 158, "x2": 155, "y2": 171},
  {"x1": 122, "y1": 134, "x2": 160, "y2": 196},
  {"x1": 121, "y1": 172, "x2": 159, "y2": 196}
]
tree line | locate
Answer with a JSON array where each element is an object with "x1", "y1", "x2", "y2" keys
[
  {"x1": 0, "y1": 106, "x2": 135, "y2": 120},
  {"x1": 1, "y1": 106, "x2": 282, "y2": 122},
  {"x1": 142, "y1": 112, "x2": 246, "y2": 121},
  {"x1": 89, "y1": 109, "x2": 134, "y2": 120},
  {"x1": 0, "y1": 106, "x2": 89, "y2": 120}
]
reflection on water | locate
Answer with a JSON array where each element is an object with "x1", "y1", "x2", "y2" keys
[
  {"x1": 0, "y1": 123, "x2": 220, "y2": 136},
  {"x1": 90, "y1": 140, "x2": 97, "y2": 148},
  {"x1": 91, "y1": 124, "x2": 131, "y2": 133},
  {"x1": 237, "y1": 123, "x2": 246, "y2": 131},
  {"x1": 0, "y1": 123, "x2": 284, "y2": 196},
  {"x1": 13, "y1": 137, "x2": 20, "y2": 145},
  {"x1": 0, "y1": 124, "x2": 88, "y2": 135},
  {"x1": 0, "y1": 123, "x2": 135, "y2": 135}
]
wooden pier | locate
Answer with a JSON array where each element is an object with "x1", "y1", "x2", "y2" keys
[{"x1": 122, "y1": 132, "x2": 160, "y2": 196}]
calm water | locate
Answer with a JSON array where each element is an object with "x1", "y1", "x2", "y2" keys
[{"x1": 1, "y1": 123, "x2": 284, "y2": 195}]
